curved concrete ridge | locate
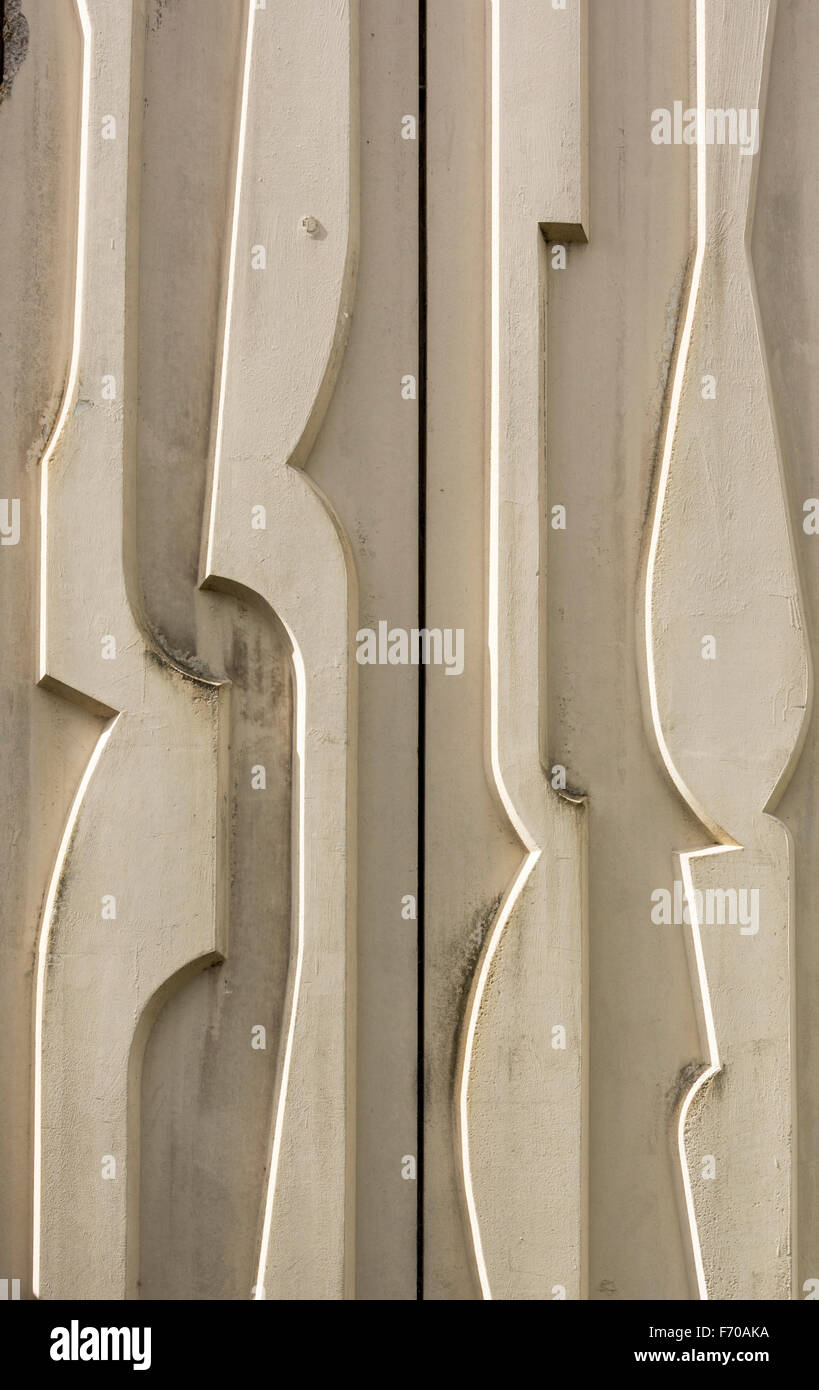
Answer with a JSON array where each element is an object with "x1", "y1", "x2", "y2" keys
[
  {"x1": 199, "y1": 0, "x2": 359, "y2": 1301},
  {"x1": 34, "y1": 0, "x2": 229, "y2": 1299},
  {"x1": 644, "y1": 0, "x2": 811, "y2": 1300},
  {"x1": 455, "y1": 0, "x2": 589, "y2": 1302}
]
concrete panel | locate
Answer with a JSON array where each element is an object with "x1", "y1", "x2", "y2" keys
[{"x1": 1, "y1": 0, "x2": 816, "y2": 1304}]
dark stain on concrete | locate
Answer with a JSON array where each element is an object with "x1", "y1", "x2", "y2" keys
[{"x1": 0, "y1": 1, "x2": 29, "y2": 103}]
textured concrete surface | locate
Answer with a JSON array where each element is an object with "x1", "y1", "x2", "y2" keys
[{"x1": 1, "y1": 0, "x2": 818, "y2": 1301}]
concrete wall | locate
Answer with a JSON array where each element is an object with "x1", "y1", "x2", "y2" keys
[{"x1": 0, "y1": 0, "x2": 817, "y2": 1300}]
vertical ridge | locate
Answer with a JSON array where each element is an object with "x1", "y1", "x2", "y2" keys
[{"x1": 416, "y1": 0, "x2": 427, "y2": 1303}]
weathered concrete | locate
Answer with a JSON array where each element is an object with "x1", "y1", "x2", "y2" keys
[{"x1": 1, "y1": 0, "x2": 817, "y2": 1302}]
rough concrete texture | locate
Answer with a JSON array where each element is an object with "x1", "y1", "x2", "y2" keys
[
  {"x1": 1, "y1": 0, "x2": 817, "y2": 1302},
  {"x1": 0, "y1": 1, "x2": 30, "y2": 101}
]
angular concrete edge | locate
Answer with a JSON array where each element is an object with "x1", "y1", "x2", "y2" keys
[
  {"x1": 454, "y1": 0, "x2": 589, "y2": 1302},
  {"x1": 643, "y1": 0, "x2": 810, "y2": 1299},
  {"x1": 34, "y1": 0, "x2": 229, "y2": 1299},
  {"x1": 200, "y1": 0, "x2": 360, "y2": 1300}
]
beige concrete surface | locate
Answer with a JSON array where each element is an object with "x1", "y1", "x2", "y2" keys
[
  {"x1": 1, "y1": 0, "x2": 817, "y2": 1301},
  {"x1": 645, "y1": 0, "x2": 807, "y2": 1299},
  {"x1": 450, "y1": 0, "x2": 589, "y2": 1302}
]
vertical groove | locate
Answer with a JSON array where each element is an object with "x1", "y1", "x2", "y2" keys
[{"x1": 416, "y1": 0, "x2": 427, "y2": 1303}]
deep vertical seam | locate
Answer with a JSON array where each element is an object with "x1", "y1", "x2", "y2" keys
[{"x1": 416, "y1": 0, "x2": 427, "y2": 1304}]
